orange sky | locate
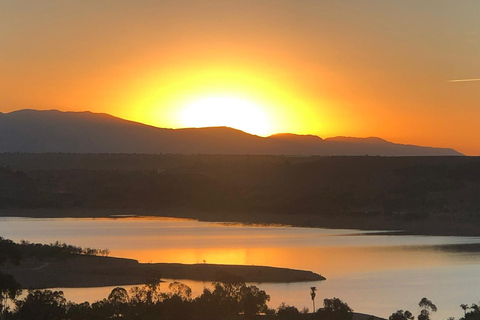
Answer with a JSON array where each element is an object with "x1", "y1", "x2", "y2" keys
[{"x1": 1, "y1": 1, "x2": 479, "y2": 154}]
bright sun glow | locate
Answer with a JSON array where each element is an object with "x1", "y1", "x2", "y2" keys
[{"x1": 179, "y1": 96, "x2": 272, "y2": 136}]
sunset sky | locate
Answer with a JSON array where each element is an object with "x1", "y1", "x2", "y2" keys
[{"x1": 1, "y1": 1, "x2": 479, "y2": 154}]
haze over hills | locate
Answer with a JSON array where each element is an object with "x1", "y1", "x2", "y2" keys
[{"x1": 0, "y1": 109, "x2": 462, "y2": 156}]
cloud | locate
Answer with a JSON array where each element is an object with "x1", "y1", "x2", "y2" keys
[{"x1": 447, "y1": 78, "x2": 480, "y2": 83}]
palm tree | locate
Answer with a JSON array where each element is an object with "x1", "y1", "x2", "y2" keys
[
  {"x1": 310, "y1": 287, "x2": 317, "y2": 319},
  {"x1": 461, "y1": 304, "x2": 469, "y2": 317}
]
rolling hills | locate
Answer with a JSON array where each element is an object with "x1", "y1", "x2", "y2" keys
[{"x1": 0, "y1": 109, "x2": 462, "y2": 156}]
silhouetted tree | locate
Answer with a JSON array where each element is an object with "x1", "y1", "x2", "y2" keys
[
  {"x1": 239, "y1": 284, "x2": 270, "y2": 319},
  {"x1": 389, "y1": 310, "x2": 414, "y2": 320},
  {"x1": 66, "y1": 301, "x2": 91, "y2": 320},
  {"x1": 0, "y1": 238, "x2": 21, "y2": 266},
  {"x1": 14, "y1": 290, "x2": 67, "y2": 320},
  {"x1": 418, "y1": 297, "x2": 437, "y2": 320},
  {"x1": 167, "y1": 281, "x2": 192, "y2": 300},
  {"x1": 461, "y1": 304, "x2": 469, "y2": 317},
  {"x1": 107, "y1": 287, "x2": 130, "y2": 318},
  {"x1": 193, "y1": 279, "x2": 269, "y2": 320},
  {"x1": 311, "y1": 287, "x2": 317, "y2": 316},
  {"x1": 317, "y1": 297, "x2": 353, "y2": 320},
  {"x1": 130, "y1": 277, "x2": 162, "y2": 306},
  {"x1": 108, "y1": 287, "x2": 129, "y2": 305},
  {"x1": 277, "y1": 303, "x2": 302, "y2": 320},
  {"x1": 0, "y1": 272, "x2": 21, "y2": 320},
  {"x1": 464, "y1": 304, "x2": 480, "y2": 320}
]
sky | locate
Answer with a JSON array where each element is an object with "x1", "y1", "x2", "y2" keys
[{"x1": 1, "y1": 1, "x2": 479, "y2": 154}]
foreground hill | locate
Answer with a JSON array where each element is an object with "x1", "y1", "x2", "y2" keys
[{"x1": 0, "y1": 109, "x2": 462, "y2": 156}]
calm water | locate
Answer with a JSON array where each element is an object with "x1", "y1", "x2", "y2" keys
[{"x1": 1, "y1": 216, "x2": 480, "y2": 319}]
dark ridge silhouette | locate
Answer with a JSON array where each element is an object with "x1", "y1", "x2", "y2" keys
[{"x1": 0, "y1": 109, "x2": 462, "y2": 156}]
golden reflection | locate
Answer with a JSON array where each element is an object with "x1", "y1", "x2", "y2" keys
[
  {"x1": 113, "y1": 245, "x2": 450, "y2": 279},
  {"x1": 115, "y1": 248, "x2": 248, "y2": 265}
]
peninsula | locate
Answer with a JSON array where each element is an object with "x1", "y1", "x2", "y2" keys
[{"x1": 0, "y1": 238, "x2": 324, "y2": 289}]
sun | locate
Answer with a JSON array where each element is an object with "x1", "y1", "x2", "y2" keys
[{"x1": 179, "y1": 96, "x2": 272, "y2": 136}]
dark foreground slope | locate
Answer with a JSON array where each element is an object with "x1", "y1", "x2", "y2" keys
[
  {"x1": 1, "y1": 154, "x2": 480, "y2": 235},
  {"x1": 0, "y1": 109, "x2": 461, "y2": 156}
]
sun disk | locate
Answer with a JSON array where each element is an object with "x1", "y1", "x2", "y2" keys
[{"x1": 179, "y1": 96, "x2": 272, "y2": 136}]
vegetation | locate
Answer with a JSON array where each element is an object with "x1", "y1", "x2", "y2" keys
[
  {"x1": 389, "y1": 298, "x2": 438, "y2": 320},
  {"x1": 0, "y1": 237, "x2": 109, "y2": 262},
  {"x1": 0, "y1": 273, "x2": 21, "y2": 317},
  {"x1": 389, "y1": 310, "x2": 414, "y2": 320},
  {"x1": 317, "y1": 298, "x2": 353, "y2": 320},
  {"x1": 417, "y1": 297, "x2": 437, "y2": 320},
  {"x1": 457, "y1": 304, "x2": 480, "y2": 320},
  {"x1": 0, "y1": 279, "x2": 356, "y2": 320}
]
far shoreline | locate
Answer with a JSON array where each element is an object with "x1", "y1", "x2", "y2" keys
[{"x1": 1, "y1": 207, "x2": 480, "y2": 236}]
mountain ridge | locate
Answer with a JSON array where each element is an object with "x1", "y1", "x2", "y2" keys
[{"x1": 0, "y1": 109, "x2": 463, "y2": 156}]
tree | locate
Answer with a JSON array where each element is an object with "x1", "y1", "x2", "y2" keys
[
  {"x1": 389, "y1": 310, "x2": 414, "y2": 320},
  {"x1": 193, "y1": 280, "x2": 269, "y2": 320},
  {"x1": 129, "y1": 277, "x2": 162, "y2": 305},
  {"x1": 311, "y1": 287, "x2": 317, "y2": 315},
  {"x1": 418, "y1": 297, "x2": 437, "y2": 320},
  {"x1": 66, "y1": 301, "x2": 91, "y2": 320},
  {"x1": 318, "y1": 297, "x2": 353, "y2": 320},
  {"x1": 0, "y1": 272, "x2": 22, "y2": 320},
  {"x1": 461, "y1": 304, "x2": 469, "y2": 317},
  {"x1": 0, "y1": 238, "x2": 21, "y2": 266},
  {"x1": 277, "y1": 303, "x2": 302, "y2": 320},
  {"x1": 419, "y1": 298, "x2": 437, "y2": 312},
  {"x1": 108, "y1": 287, "x2": 129, "y2": 305},
  {"x1": 15, "y1": 290, "x2": 67, "y2": 320},
  {"x1": 107, "y1": 287, "x2": 130, "y2": 318},
  {"x1": 168, "y1": 281, "x2": 192, "y2": 301},
  {"x1": 194, "y1": 283, "x2": 240, "y2": 320},
  {"x1": 239, "y1": 284, "x2": 270, "y2": 319},
  {"x1": 464, "y1": 304, "x2": 480, "y2": 320}
]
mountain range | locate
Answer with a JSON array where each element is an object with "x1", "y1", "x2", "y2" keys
[{"x1": 0, "y1": 109, "x2": 462, "y2": 156}]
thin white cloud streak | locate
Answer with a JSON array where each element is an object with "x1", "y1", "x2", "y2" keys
[{"x1": 447, "y1": 78, "x2": 480, "y2": 83}]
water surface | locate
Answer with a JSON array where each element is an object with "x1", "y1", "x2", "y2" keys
[{"x1": 1, "y1": 216, "x2": 480, "y2": 319}]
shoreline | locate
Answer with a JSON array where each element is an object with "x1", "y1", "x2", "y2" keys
[{"x1": 1, "y1": 208, "x2": 480, "y2": 237}]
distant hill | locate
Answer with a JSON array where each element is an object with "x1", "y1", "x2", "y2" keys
[
  {"x1": 1, "y1": 154, "x2": 480, "y2": 235},
  {"x1": 0, "y1": 109, "x2": 462, "y2": 156}
]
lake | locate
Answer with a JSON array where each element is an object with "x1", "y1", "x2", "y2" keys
[{"x1": 1, "y1": 216, "x2": 480, "y2": 319}]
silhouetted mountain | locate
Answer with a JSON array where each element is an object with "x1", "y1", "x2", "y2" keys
[{"x1": 0, "y1": 109, "x2": 462, "y2": 155}]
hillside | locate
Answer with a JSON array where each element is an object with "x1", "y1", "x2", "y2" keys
[
  {"x1": 1, "y1": 154, "x2": 480, "y2": 235},
  {"x1": 0, "y1": 109, "x2": 462, "y2": 156}
]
